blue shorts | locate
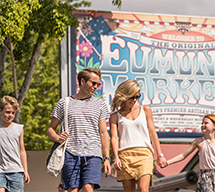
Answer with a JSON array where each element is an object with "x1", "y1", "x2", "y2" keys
[
  {"x1": 0, "y1": 172, "x2": 24, "y2": 192},
  {"x1": 62, "y1": 151, "x2": 102, "y2": 190}
]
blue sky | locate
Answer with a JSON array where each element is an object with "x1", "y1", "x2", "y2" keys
[{"x1": 80, "y1": 0, "x2": 215, "y2": 17}]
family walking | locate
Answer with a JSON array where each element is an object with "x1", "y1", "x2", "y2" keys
[{"x1": 1, "y1": 67, "x2": 214, "y2": 192}]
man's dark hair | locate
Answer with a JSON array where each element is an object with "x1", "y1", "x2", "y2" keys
[{"x1": 77, "y1": 68, "x2": 101, "y2": 87}]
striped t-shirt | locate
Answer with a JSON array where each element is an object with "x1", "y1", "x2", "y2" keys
[{"x1": 51, "y1": 96, "x2": 110, "y2": 158}]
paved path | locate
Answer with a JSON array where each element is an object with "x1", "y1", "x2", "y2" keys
[{"x1": 94, "y1": 173, "x2": 195, "y2": 192}]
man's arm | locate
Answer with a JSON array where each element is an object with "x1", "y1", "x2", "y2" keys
[
  {"x1": 99, "y1": 118, "x2": 111, "y2": 177},
  {"x1": 19, "y1": 129, "x2": 30, "y2": 184},
  {"x1": 46, "y1": 117, "x2": 69, "y2": 143}
]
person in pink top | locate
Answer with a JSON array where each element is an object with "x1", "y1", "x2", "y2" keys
[{"x1": 163, "y1": 114, "x2": 215, "y2": 192}]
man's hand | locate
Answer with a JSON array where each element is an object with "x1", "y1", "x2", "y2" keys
[
  {"x1": 103, "y1": 159, "x2": 111, "y2": 177},
  {"x1": 58, "y1": 131, "x2": 69, "y2": 143}
]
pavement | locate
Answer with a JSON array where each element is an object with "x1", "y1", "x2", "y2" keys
[{"x1": 93, "y1": 173, "x2": 195, "y2": 192}]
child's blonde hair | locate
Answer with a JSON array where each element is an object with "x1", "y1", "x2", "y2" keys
[
  {"x1": 0, "y1": 96, "x2": 19, "y2": 111},
  {"x1": 204, "y1": 114, "x2": 215, "y2": 125}
]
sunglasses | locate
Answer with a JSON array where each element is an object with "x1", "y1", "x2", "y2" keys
[
  {"x1": 88, "y1": 80, "x2": 101, "y2": 87},
  {"x1": 128, "y1": 94, "x2": 141, "y2": 100}
]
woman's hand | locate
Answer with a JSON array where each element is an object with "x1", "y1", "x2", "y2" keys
[
  {"x1": 114, "y1": 157, "x2": 122, "y2": 171},
  {"x1": 157, "y1": 156, "x2": 168, "y2": 168}
]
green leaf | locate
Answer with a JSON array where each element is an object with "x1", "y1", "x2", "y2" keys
[
  {"x1": 79, "y1": 58, "x2": 85, "y2": 65},
  {"x1": 75, "y1": 63, "x2": 85, "y2": 72},
  {"x1": 93, "y1": 62, "x2": 100, "y2": 69},
  {"x1": 87, "y1": 57, "x2": 94, "y2": 68}
]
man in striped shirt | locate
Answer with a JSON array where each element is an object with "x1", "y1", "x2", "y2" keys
[{"x1": 47, "y1": 68, "x2": 111, "y2": 192}]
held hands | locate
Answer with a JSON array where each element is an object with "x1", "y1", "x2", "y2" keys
[
  {"x1": 156, "y1": 156, "x2": 168, "y2": 168},
  {"x1": 58, "y1": 131, "x2": 69, "y2": 143}
]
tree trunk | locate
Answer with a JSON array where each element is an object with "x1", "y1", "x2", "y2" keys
[
  {"x1": 8, "y1": 35, "x2": 18, "y2": 99},
  {"x1": 14, "y1": 38, "x2": 43, "y2": 123},
  {"x1": 0, "y1": 38, "x2": 9, "y2": 90}
]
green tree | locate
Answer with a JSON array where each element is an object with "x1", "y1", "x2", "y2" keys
[
  {"x1": 0, "y1": 0, "x2": 91, "y2": 122},
  {"x1": 112, "y1": 0, "x2": 122, "y2": 8},
  {"x1": 21, "y1": 37, "x2": 60, "y2": 150},
  {"x1": 1, "y1": 37, "x2": 60, "y2": 150},
  {"x1": 0, "y1": 0, "x2": 122, "y2": 150}
]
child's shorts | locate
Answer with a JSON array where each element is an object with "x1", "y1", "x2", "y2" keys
[
  {"x1": 117, "y1": 147, "x2": 153, "y2": 182},
  {"x1": 0, "y1": 172, "x2": 24, "y2": 192},
  {"x1": 196, "y1": 169, "x2": 215, "y2": 192},
  {"x1": 62, "y1": 151, "x2": 102, "y2": 190}
]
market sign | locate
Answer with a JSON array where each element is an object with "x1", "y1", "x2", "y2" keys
[{"x1": 63, "y1": 11, "x2": 215, "y2": 138}]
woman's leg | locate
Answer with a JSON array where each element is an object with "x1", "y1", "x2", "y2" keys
[
  {"x1": 137, "y1": 174, "x2": 151, "y2": 192},
  {"x1": 122, "y1": 179, "x2": 136, "y2": 192}
]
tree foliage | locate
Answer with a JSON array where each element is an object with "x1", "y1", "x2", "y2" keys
[
  {"x1": 0, "y1": 0, "x2": 40, "y2": 43},
  {"x1": 21, "y1": 38, "x2": 60, "y2": 150},
  {"x1": 0, "y1": 0, "x2": 122, "y2": 150},
  {"x1": 1, "y1": 37, "x2": 60, "y2": 150},
  {"x1": 112, "y1": 0, "x2": 122, "y2": 8},
  {"x1": 0, "y1": 0, "x2": 91, "y2": 123}
]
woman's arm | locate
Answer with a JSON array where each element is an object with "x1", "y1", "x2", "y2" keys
[
  {"x1": 99, "y1": 118, "x2": 111, "y2": 177},
  {"x1": 143, "y1": 105, "x2": 167, "y2": 168},
  {"x1": 109, "y1": 112, "x2": 122, "y2": 171}
]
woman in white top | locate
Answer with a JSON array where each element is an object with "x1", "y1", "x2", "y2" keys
[
  {"x1": 110, "y1": 79, "x2": 167, "y2": 192},
  {"x1": 164, "y1": 114, "x2": 215, "y2": 192}
]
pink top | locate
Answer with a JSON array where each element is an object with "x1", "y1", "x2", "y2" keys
[{"x1": 199, "y1": 137, "x2": 215, "y2": 170}]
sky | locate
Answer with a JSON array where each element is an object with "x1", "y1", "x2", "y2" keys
[{"x1": 80, "y1": 0, "x2": 215, "y2": 18}]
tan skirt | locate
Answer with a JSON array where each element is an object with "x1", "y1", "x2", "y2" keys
[{"x1": 117, "y1": 147, "x2": 153, "y2": 182}]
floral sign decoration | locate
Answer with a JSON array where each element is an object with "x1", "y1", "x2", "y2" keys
[{"x1": 75, "y1": 40, "x2": 104, "y2": 100}]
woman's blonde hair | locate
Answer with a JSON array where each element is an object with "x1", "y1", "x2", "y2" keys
[
  {"x1": 0, "y1": 96, "x2": 19, "y2": 111},
  {"x1": 111, "y1": 79, "x2": 141, "y2": 111},
  {"x1": 204, "y1": 114, "x2": 215, "y2": 125}
]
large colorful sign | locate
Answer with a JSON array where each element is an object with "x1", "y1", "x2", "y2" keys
[{"x1": 66, "y1": 11, "x2": 215, "y2": 138}]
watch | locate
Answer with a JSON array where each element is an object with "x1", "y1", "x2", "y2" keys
[
  {"x1": 158, "y1": 153, "x2": 164, "y2": 158},
  {"x1": 104, "y1": 157, "x2": 111, "y2": 161}
]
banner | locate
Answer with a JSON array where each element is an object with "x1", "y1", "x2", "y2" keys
[{"x1": 72, "y1": 11, "x2": 215, "y2": 138}]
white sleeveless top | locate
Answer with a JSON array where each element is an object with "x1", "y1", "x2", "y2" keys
[
  {"x1": 117, "y1": 106, "x2": 154, "y2": 153},
  {"x1": 199, "y1": 137, "x2": 215, "y2": 170},
  {"x1": 0, "y1": 123, "x2": 24, "y2": 173}
]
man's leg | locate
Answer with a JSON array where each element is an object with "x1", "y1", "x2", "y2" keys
[
  {"x1": 67, "y1": 188, "x2": 79, "y2": 192},
  {"x1": 82, "y1": 183, "x2": 94, "y2": 192},
  {"x1": 62, "y1": 152, "x2": 81, "y2": 191},
  {"x1": 80, "y1": 156, "x2": 102, "y2": 190},
  {"x1": 67, "y1": 183, "x2": 94, "y2": 192}
]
